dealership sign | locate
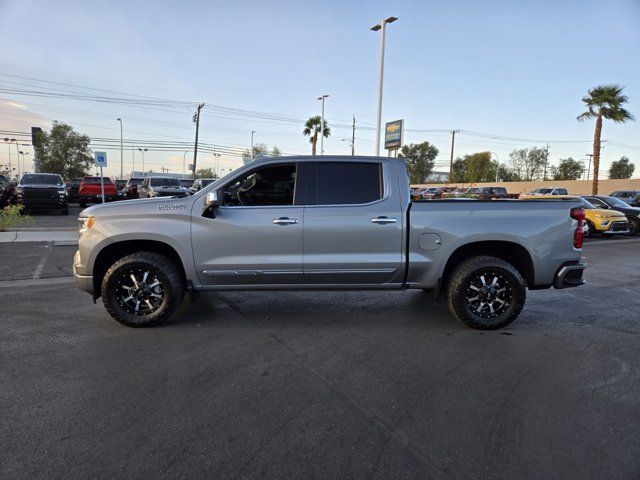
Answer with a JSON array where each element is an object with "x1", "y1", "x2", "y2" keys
[{"x1": 384, "y1": 119, "x2": 404, "y2": 150}]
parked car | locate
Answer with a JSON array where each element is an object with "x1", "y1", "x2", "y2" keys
[
  {"x1": 15, "y1": 173, "x2": 69, "y2": 215},
  {"x1": 78, "y1": 176, "x2": 119, "y2": 208},
  {"x1": 191, "y1": 178, "x2": 217, "y2": 193},
  {"x1": 470, "y1": 187, "x2": 509, "y2": 200},
  {"x1": 524, "y1": 188, "x2": 569, "y2": 196},
  {"x1": 0, "y1": 174, "x2": 15, "y2": 208},
  {"x1": 582, "y1": 195, "x2": 640, "y2": 235},
  {"x1": 74, "y1": 155, "x2": 586, "y2": 331},
  {"x1": 125, "y1": 177, "x2": 144, "y2": 199},
  {"x1": 65, "y1": 178, "x2": 82, "y2": 202},
  {"x1": 180, "y1": 179, "x2": 195, "y2": 189},
  {"x1": 523, "y1": 195, "x2": 628, "y2": 237},
  {"x1": 137, "y1": 176, "x2": 191, "y2": 198},
  {"x1": 114, "y1": 180, "x2": 127, "y2": 199},
  {"x1": 610, "y1": 190, "x2": 640, "y2": 207}
]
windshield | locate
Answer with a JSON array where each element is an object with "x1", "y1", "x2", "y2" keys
[
  {"x1": 128, "y1": 178, "x2": 143, "y2": 186},
  {"x1": 602, "y1": 196, "x2": 632, "y2": 208},
  {"x1": 579, "y1": 198, "x2": 596, "y2": 209},
  {"x1": 535, "y1": 188, "x2": 552, "y2": 194},
  {"x1": 21, "y1": 174, "x2": 63, "y2": 186},
  {"x1": 201, "y1": 179, "x2": 215, "y2": 188},
  {"x1": 151, "y1": 178, "x2": 182, "y2": 187}
]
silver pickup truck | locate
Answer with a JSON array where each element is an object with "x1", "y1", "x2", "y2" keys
[{"x1": 74, "y1": 156, "x2": 586, "y2": 330}]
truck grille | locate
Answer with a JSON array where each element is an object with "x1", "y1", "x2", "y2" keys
[{"x1": 23, "y1": 188, "x2": 59, "y2": 200}]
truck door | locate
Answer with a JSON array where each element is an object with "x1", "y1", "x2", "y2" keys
[
  {"x1": 302, "y1": 161, "x2": 403, "y2": 285},
  {"x1": 191, "y1": 162, "x2": 304, "y2": 286}
]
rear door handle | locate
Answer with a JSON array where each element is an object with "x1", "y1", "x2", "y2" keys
[
  {"x1": 272, "y1": 217, "x2": 298, "y2": 225},
  {"x1": 371, "y1": 216, "x2": 398, "y2": 224}
]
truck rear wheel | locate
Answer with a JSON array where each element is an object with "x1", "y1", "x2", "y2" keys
[
  {"x1": 101, "y1": 252, "x2": 185, "y2": 327},
  {"x1": 446, "y1": 256, "x2": 526, "y2": 330}
]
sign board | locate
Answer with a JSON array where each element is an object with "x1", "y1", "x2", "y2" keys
[
  {"x1": 188, "y1": 164, "x2": 194, "y2": 172},
  {"x1": 384, "y1": 119, "x2": 404, "y2": 150},
  {"x1": 95, "y1": 151, "x2": 107, "y2": 167}
]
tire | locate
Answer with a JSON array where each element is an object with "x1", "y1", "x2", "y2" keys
[
  {"x1": 446, "y1": 255, "x2": 526, "y2": 330},
  {"x1": 628, "y1": 218, "x2": 639, "y2": 236},
  {"x1": 101, "y1": 252, "x2": 185, "y2": 327},
  {"x1": 79, "y1": 199, "x2": 87, "y2": 208}
]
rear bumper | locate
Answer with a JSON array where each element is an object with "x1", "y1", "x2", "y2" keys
[{"x1": 554, "y1": 259, "x2": 587, "y2": 289}]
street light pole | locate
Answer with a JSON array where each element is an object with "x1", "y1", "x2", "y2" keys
[
  {"x1": 318, "y1": 95, "x2": 329, "y2": 155},
  {"x1": 183, "y1": 150, "x2": 189, "y2": 175},
  {"x1": 19, "y1": 151, "x2": 29, "y2": 176},
  {"x1": 371, "y1": 16, "x2": 397, "y2": 156},
  {"x1": 117, "y1": 118, "x2": 123, "y2": 179},
  {"x1": 3, "y1": 138, "x2": 14, "y2": 179},
  {"x1": 251, "y1": 131, "x2": 255, "y2": 160},
  {"x1": 138, "y1": 148, "x2": 148, "y2": 171},
  {"x1": 491, "y1": 152, "x2": 500, "y2": 182}
]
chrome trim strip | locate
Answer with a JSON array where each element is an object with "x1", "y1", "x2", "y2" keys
[{"x1": 203, "y1": 269, "x2": 304, "y2": 276}]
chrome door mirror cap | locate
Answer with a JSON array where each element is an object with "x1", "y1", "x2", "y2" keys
[{"x1": 205, "y1": 190, "x2": 220, "y2": 208}]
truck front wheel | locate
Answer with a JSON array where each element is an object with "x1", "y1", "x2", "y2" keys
[
  {"x1": 446, "y1": 256, "x2": 526, "y2": 330},
  {"x1": 101, "y1": 252, "x2": 185, "y2": 327}
]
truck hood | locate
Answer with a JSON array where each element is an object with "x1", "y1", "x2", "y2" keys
[{"x1": 80, "y1": 196, "x2": 193, "y2": 217}]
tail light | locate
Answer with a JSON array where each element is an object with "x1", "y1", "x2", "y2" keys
[{"x1": 570, "y1": 207, "x2": 585, "y2": 249}]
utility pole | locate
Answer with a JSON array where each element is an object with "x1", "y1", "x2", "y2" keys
[
  {"x1": 544, "y1": 144, "x2": 549, "y2": 181},
  {"x1": 318, "y1": 95, "x2": 329, "y2": 155},
  {"x1": 251, "y1": 131, "x2": 255, "y2": 159},
  {"x1": 586, "y1": 154, "x2": 593, "y2": 181},
  {"x1": 192, "y1": 103, "x2": 205, "y2": 179},
  {"x1": 351, "y1": 115, "x2": 356, "y2": 156},
  {"x1": 449, "y1": 129, "x2": 460, "y2": 181},
  {"x1": 117, "y1": 118, "x2": 123, "y2": 179}
]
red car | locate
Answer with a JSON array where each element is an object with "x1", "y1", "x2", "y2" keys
[{"x1": 78, "y1": 176, "x2": 118, "y2": 208}]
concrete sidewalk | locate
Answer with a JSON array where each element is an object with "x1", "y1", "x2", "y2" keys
[{"x1": 0, "y1": 230, "x2": 78, "y2": 245}]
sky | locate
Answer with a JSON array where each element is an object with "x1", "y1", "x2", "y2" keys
[{"x1": 0, "y1": 0, "x2": 639, "y2": 179}]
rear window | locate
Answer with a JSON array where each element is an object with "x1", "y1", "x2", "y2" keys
[
  {"x1": 495, "y1": 188, "x2": 507, "y2": 194},
  {"x1": 83, "y1": 177, "x2": 112, "y2": 184},
  {"x1": 127, "y1": 178, "x2": 143, "y2": 186},
  {"x1": 21, "y1": 174, "x2": 63, "y2": 185},
  {"x1": 315, "y1": 162, "x2": 382, "y2": 205},
  {"x1": 150, "y1": 177, "x2": 182, "y2": 187}
]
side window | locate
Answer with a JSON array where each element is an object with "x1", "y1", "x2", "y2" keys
[
  {"x1": 589, "y1": 198, "x2": 606, "y2": 208},
  {"x1": 222, "y1": 164, "x2": 297, "y2": 207},
  {"x1": 315, "y1": 162, "x2": 382, "y2": 205}
]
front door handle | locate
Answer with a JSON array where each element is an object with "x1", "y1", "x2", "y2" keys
[
  {"x1": 371, "y1": 216, "x2": 398, "y2": 224},
  {"x1": 273, "y1": 217, "x2": 298, "y2": 225}
]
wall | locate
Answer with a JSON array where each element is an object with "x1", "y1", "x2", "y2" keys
[{"x1": 411, "y1": 178, "x2": 640, "y2": 195}]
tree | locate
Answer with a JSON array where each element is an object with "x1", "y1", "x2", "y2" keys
[
  {"x1": 578, "y1": 85, "x2": 635, "y2": 194},
  {"x1": 34, "y1": 122, "x2": 94, "y2": 179},
  {"x1": 609, "y1": 156, "x2": 635, "y2": 179},
  {"x1": 241, "y1": 144, "x2": 281, "y2": 163},
  {"x1": 508, "y1": 147, "x2": 547, "y2": 181},
  {"x1": 195, "y1": 167, "x2": 216, "y2": 178},
  {"x1": 449, "y1": 157, "x2": 466, "y2": 183},
  {"x1": 551, "y1": 157, "x2": 585, "y2": 181},
  {"x1": 496, "y1": 164, "x2": 520, "y2": 182},
  {"x1": 460, "y1": 151, "x2": 497, "y2": 182},
  {"x1": 398, "y1": 142, "x2": 438, "y2": 184},
  {"x1": 302, "y1": 115, "x2": 330, "y2": 155}
]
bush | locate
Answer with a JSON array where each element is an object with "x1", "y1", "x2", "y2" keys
[{"x1": 0, "y1": 204, "x2": 34, "y2": 231}]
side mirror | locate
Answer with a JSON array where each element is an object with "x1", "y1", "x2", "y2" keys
[{"x1": 205, "y1": 190, "x2": 220, "y2": 208}]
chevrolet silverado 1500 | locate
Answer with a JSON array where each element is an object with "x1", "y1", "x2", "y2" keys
[{"x1": 74, "y1": 156, "x2": 587, "y2": 330}]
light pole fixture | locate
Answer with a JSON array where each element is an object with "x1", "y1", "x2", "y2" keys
[
  {"x1": 370, "y1": 16, "x2": 398, "y2": 156},
  {"x1": 117, "y1": 118, "x2": 123, "y2": 179},
  {"x1": 211, "y1": 150, "x2": 221, "y2": 177},
  {"x1": 138, "y1": 148, "x2": 148, "y2": 171},
  {"x1": 317, "y1": 95, "x2": 329, "y2": 155}
]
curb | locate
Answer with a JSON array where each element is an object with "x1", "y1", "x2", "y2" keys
[
  {"x1": 6, "y1": 227, "x2": 78, "y2": 232},
  {"x1": 0, "y1": 276, "x2": 75, "y2": 288},
  {"x1": 0, "y1": 231, "x2": 79, "y2": 244}
]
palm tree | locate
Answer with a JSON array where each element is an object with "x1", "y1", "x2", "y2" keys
[
  {"x1": 577, "y1": 85, "x2": 634, "y2": 194},
  {"x1": 303, "y1": 115, "x2": 330, "y2": 155}
]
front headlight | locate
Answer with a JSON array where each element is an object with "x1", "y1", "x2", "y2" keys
[{"x1": 78, "y1": 216, "x2": 95, "y2": 233}]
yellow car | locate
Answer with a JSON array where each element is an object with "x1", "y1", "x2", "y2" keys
[{"x1": 521, "y1": 195, "x2": 629, "y2": 236}]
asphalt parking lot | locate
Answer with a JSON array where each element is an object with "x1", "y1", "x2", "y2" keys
[{"x1": 1, "y1": 232, "x2": 639, "y2": 479}]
